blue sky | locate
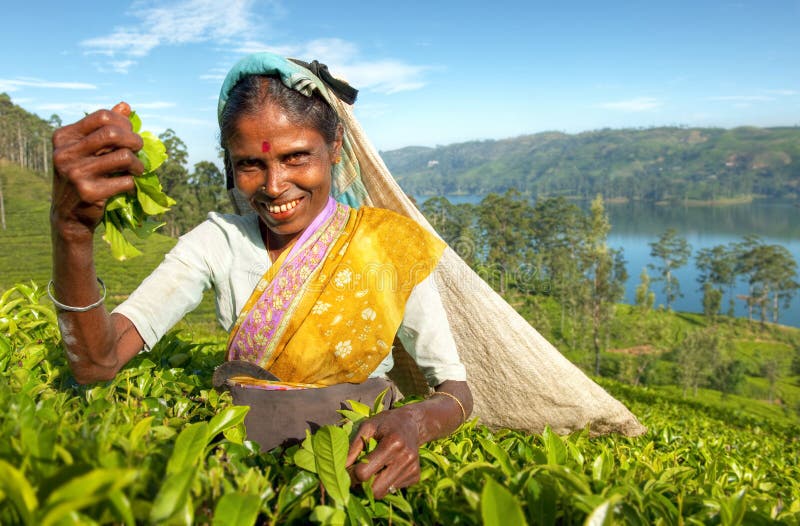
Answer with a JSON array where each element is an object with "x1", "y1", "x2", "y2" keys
[{"x1": 2, "y1": 1, "x2": 798, "y2": 168}]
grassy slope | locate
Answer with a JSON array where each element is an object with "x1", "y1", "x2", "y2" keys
[
  {"x1": 0, "y1": 162, "x2": 223, "y2": 337},
  {"x1": 515, "y1": 295, "x2": 800, "y2": 425}
]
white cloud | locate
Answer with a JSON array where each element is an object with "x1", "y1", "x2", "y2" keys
[
  {"x1": 707, "y1": 95, "x2": 774, "y2": 102},
  {"x1": 129, "y1": 101, "x2": 176, "y2": 109},
  {"x1": 232, "y1": 38, "x2": 429, "y2": 95},
  {"x1": 81, "y1": 0, "x2": 261, "y2": 68},
  {"x1": 598, "y1": 97, "x2": 662, "y2": 112},
  {"x1": 138, "y1": 114, "x2": 216, "y2": 127},
  {"x1": 199, "y1": 68, "x2": 229, "y2": 82},
  {"x1": 0, "y1": 78, "x2": 97, "y2": 92},
  {"x1": 111, "y1": 60, "x2": 136, "y2": 74},
  {"x1": 765, "y1": 89, "x2": 798, "y2": 96},
  {"x1": 34, "y1": 101, "x2": 108, "y2": 115}
]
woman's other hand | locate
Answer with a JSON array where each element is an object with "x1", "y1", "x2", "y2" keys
[
  {"x1": 345, "y1": 380, "x2": 473, "y2": 498},
  {"x1": 345, "y1": 405, "x2": 423, "y2": 499},
  {"x1": 51, "y1": 101, "x2": 144, "y2": 236}
]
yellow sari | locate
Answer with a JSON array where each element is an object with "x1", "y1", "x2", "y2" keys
[{"x1": 227, "y1": 201, "x2": 445, "y2": 386}]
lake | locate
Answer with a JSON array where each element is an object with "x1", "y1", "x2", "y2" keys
[{"x1": 415, "y1": 195, "x2": 800, "y2": 328}]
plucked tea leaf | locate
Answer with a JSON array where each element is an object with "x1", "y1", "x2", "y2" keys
[
  {"x1": 137, "y1": 131, "x2": 167, "y2": 173},
  {"x1": 101, "y1": 110, "x2": 173, "y2": 260}
]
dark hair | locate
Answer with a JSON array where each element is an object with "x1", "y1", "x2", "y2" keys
[{"x1": 219, "y1": 75, "x2": 340, "y2": 148}]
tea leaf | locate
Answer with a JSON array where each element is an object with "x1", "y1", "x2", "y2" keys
[
  {"x1": 481, "y1": 476, "x2": 527, "y2": 526},
  {"x1": 0, "y1": 460, "x2": 38, "y2": 525},
  {"x1": 207, "y1": 405, "x2": 249, "y2": 438},
  {"x1": 41, "y1": 468, "x2": 138, "y2": 526},
  {"x1": 150, "y1": 467, "x2": 197, "y2": 523},
  {"x1": 277, "y1": 470, "x2": 318, "y2": 515},
  {"x1": 212, "y1": 493, "x2": 261, "y2": 526},
  {"x1": 313, "y1": 425, "x2": 351, "y2": 507},
  {"x1": 309, "y1": 504, "x2": 346, "y2": 525},
  {"x1": 166, "y1": 422, "x2": 209, "y2": 475}
]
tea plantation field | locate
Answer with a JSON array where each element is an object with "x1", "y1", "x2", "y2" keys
[{"x1": 2, "y1": 282, "x2": 799, "y2": 525}]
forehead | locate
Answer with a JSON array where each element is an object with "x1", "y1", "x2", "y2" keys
[{"x1": 230, "y1": 103, "x2": 326, "y2": 150}]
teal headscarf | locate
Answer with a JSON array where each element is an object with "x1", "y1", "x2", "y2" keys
[{"x1": 218, "y1": 52, "x2": 368, "y2": 209}]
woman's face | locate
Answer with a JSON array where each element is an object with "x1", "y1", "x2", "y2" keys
[{"x1": 228, "y1": 102, "x2": 341, "y2": 244}]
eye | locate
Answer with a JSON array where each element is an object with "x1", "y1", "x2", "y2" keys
[
  {"x1": 235, "y1": 158, "x2": 263, "y2": 172},
  {"x1": 283, "y1": 151, "x2": 310, "y2": 165}
]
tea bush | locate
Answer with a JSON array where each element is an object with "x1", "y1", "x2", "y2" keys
[{"x1": 1, "y1": 282, "x2": 799, "y2": 525}]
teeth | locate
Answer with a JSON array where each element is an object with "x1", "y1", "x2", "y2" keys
[{"x1": 268, "y1": 199, "x2": 299, "y2": 214}]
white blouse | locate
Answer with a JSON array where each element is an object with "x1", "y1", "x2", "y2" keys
[{"x1": 113, "y1": 211, "x2": 466, "y2": 386}]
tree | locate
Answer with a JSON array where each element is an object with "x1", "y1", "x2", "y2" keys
[
  {"x1": 530, "y1": 196, "x2": 587, "y2": 339},
  {"x1": 420, "y1": 197, "x2": 479, "y2": 267},
  {"x1": 582, "y1": 195, "x2": 627, "y2": 376},
  {"x1": 476, "y1": 190, "x2": 534, "y2": 295},
  {"x1": 191, "y1": 160, "x2": 229, "y2": 214},
  {"x1": 695, "y1": 244, "x2": 737, "y2": 317},
  {"x1": 156, "y1": 129, "x2": 191, "y2": 237},
  {"x1": 736, "y1": 236, "x2": 799, "y2": 323},
  {"x1": 635, "y1": 268, "x2": 655, "y2": 312},
  {"x1": 648, "y1": 228, "x2": 691, "y2": 310},
  {"x1": 676, "y1": 328, "x2": 720, "y2": 397},
  {"x1": 701, "y1": 282, "x2": 723, "y2": 320},
  {"x1": 761, "y1": 358, "x2": 780, "y2": 404},
  {"x1": 710, "y1": 357, "x2": 745, "y2": 399}
]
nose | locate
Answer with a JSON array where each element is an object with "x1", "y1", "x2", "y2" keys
[{"x1": 261, "y1": 165, "x2": 289, "y2": 198}]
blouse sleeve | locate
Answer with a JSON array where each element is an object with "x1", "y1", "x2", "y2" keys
[
  {"x1": 111, "y1": 218, "x2": 230, "y2": 350},
  {"x1": 396, "y1": 271, "x2": 467, "y2": 386}
]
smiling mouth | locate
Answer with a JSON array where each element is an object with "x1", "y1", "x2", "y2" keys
[{"x1": 266, "y1": 198, "x2": 301, "y2": 214}]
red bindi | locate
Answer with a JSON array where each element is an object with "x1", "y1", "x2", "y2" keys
[{"x1": 261, "y1": 141, "x2": 271, "y2": 153}]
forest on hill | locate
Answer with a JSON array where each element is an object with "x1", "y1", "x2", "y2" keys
[{"x1": 381, "y1": 126, "x2": 800, "y2": 202}]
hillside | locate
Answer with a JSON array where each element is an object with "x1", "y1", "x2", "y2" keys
[{"x1": 381, "y1": 126, "x2": 800, "y2": 201}]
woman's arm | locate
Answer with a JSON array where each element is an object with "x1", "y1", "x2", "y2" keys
[
  {"x1": 345, "y1": 380, "x2": 472, "y2": 498},
  {"x1": 51, "y1": 103, "x2": 146, "y2": 383}
]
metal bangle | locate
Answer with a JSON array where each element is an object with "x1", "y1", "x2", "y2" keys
[
  {"x1": 47, "y1": 278, "x2": 107, "y2": 312},
  {"x1": 429, "y1": 390, "x2": 467, "y2": 426}
]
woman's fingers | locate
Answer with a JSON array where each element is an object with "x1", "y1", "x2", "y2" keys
[
  {"x1": 53, "y1": 108, "x2": 133, "y2": 149},
  {"x1": 346, "y1": 409, "x2": 424, "y2": 498},
  {"x1": 369, "y1": 451, "x2": 420, "y2": 498},
  {"x1": 111, "y1": 101, "x2": 131, "y2": 117}
]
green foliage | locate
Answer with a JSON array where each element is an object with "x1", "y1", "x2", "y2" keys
[
  {"x1": 3, "y1": 281, "x2": 800, "y2": 524},
  {"x1": 0, "y1": 93, "x2": 55, "y2": 175},
  {"x1": 101, "y1": 111, "x2": 175, "y2": 260}
]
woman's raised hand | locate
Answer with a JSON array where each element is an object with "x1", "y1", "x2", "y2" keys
[{"x1": 51, "y1": 102, "x2": 145, "y2": 235}]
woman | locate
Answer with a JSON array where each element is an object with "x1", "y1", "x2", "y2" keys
[{"x1": 50, "y1": 52, "x2": 472, "y2": 498}]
